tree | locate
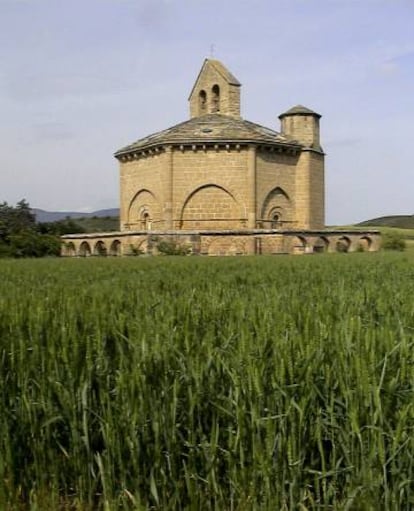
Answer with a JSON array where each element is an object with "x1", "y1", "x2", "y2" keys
[
  {"x1": 0, "y1": 199, "x2": 35, "y2": 242},
  {"x1": 37, "y1": 217, "x2": 85, "y2": 236},
  {"x1": 0, "y1": 200, "x2": 62, "y2": 258}
]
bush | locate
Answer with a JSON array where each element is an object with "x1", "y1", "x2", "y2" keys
[
  {"x1": 382, "y1": 233, "x2": 406, "y2": 251},
  {"x1": 9, "y1": 231, "x2": 61, "y2": 258},
  {"x1": 156, "y1": 239, "x2": 190, "y2": 256}
]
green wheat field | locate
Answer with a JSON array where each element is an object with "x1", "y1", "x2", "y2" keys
[{"x1": 1, "y1": 252, "x2": 414, "y2": 510}]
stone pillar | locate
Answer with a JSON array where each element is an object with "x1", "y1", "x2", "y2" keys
[
  {"x1": 247, "y1": 145, "x2": 256, "y2": 254},
  {"x1": 164, "y1": 146, "x2": 173, "y2": 229}
]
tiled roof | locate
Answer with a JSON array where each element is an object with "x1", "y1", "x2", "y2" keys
[
  {"x1": 115, "y1": 114, "x2": 301, "y2": 156},
  {"x1": 279, "y1": 105, "x2": 321, "y2": 118}
]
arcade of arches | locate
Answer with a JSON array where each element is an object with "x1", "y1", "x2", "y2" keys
[{"x1": 62, "y1": 231, "x2": 379, "y2": 257}]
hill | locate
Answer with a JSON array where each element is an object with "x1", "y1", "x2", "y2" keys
[
  {"x1": 74, "y1": 215, "x2": 119, "y2": 232},
  {"x1": 356, "y1": 215, "x2": 414, "y2": 229},
  {"x1": 31, "y1": 208, "x2": 119, "y2": 233},
  {"x1": 32, "y1": 208, "x2": 119, "y2": 223}
]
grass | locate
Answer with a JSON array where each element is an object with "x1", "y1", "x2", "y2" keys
[{"x1": 1, "y1": 252, "x2": 414, "y2": 509}]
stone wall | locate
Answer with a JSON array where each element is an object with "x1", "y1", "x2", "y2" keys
[
  {"x1": 119, "y1": 149, "x2": 167, "y2": 230},
  {"x1": 172, "y1": 146, "x2": 248, "y2": 229},
  {"x1": 256, "y1": 148, "x2": 297, "y2": 228}
]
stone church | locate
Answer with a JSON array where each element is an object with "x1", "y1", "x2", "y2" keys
[{"x1": 62, "y1": 59, "x2": 379, "y2": 256}]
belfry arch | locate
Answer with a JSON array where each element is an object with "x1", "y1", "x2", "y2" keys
[
  {"x1": 199, "y1": 90, "x2": 207, "y2": 114},
  {"x1": 211, "y1": 84, "x2": 220, "y2": 113}
]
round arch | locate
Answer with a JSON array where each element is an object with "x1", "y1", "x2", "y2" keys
[
  {"x1": 109, "y1": 239, "x2": 122, "y2": 256},
  {"x1": 79, "y1": 241, "x2": 91, "y2": 257},
  {"x1": 180, "y1": 184, "x2": 244, "y2": 230},
  {"x1": 336, "y1": 236, "x2": 351, "y2": 253},
  {"x1": 199, "y1": 89, "x2": 207, "y2": 114},
  {"x1": 293, "y1": 235, "x2": 308, "y2": 254},
  {"x1": 64, "y1": 242, "x2": 76, "y2": 256},
  {"x1": 313, "y1": 236, "x2": 329, "y2": 253},
  {"x1": 359, "y1": 236, "x2": 372, "y2": 252},
  {"x1": 94, "y1": 240, "x2": 107, "y2": 256},
  {"x1": 261, "y1": 187, "x2": 291, "y2": 227},
  {"x1": 211, "y1": 84, "x2": 220, "y2": 113},
  {"x1": 127, "y1": 189, "x2": 161, "y2": 229}
]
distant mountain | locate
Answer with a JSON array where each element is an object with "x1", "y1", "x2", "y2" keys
[
  {"x1": 32, "y1": 208, "x2": 119, "y2": 223},
  {"x1": 356, "y1": 215, "x2": 414, "y2": 229}
]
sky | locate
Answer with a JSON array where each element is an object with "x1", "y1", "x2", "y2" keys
[{"x1": 0, "y1": 0, "x2": 413, "y2": 225}]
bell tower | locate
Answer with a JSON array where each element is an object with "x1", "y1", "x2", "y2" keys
[{"x1": 188, "y1": 59, "x2": 241, "y2": 118}]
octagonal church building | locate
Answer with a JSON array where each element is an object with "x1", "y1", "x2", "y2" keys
[{"x1": 62, "y1": 59, "x2": 379, "y2": 256}]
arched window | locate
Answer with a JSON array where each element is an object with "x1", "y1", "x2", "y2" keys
[
  {"x1": 271, "y1": 212, "x2": 280, "y2": 229},
  {"x1": 211, "y1": 84, "x2": 220, "y2": 113},
  {"x1": 141, "y1": 211, "x2": 151, "y2": 230},
  {"x1": 199, "y1": 90, "x2": 207, "y2": 114}
]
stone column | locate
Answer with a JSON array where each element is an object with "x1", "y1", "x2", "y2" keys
[
  {"x1": 164, "y1": 146, "x2": 173, "y2": 229},
  {"x1": 247, "y1": 145, "x2": 256, "y2": 254}
]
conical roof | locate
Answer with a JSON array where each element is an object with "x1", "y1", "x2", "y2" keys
[{"x1": 279, "y1": 105, "x2": 321, "y2": 118}]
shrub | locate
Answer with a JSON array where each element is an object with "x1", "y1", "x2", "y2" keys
[
  {"x1": 156, "y1": 239, "x2": 190, "y2": 255},
  {"x1": 382, "y1": 233, "x2": 406, "y2": 251}
]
